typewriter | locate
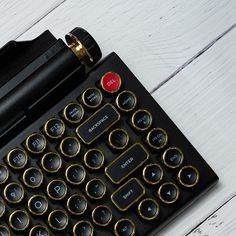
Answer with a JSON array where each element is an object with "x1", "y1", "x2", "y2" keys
[{"x1": 0, "y1": 27, "x2": 218, "y2": 236}]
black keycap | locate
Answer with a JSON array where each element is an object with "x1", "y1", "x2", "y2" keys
[
  {"x1": 6, "y1": 148, "x2": 28, "y2": 169},
  {"x1": 29, "y1": 225, "x2": 50, "y2": 236},
  {"x1": 86, "y1": 178, "x2": 106, "y2": 199},
  {"x1": 131, "y1": 109, "x2": 152, "y2": 131},
  {"x1": 114, "y1": 218, "x2": 135, "y2": 236},
  {"x1": 59, "y1": 137, "x2": 81, "y2": 158},
  {"x1": 92, "y1": 205, "x2": 112, "y2": 227},
  {"x1": 105, "y1": 143, "x2": 149, "y2": 184},
  {"x1": 41, "y1": 152, "x2": 62, "y2": 173},
  {"x1": 76, "y1": 104, "x2": 120, "y2": 144},
  {"x1": 28, "y1": 195, "x2": 48, "y2": 216},
  {"x1": 0, "y1": 199, "x2": 5, "y2": 217},
  {"x1": 67, "y1": 194, "x2": 87, "y2": 215},
  {"x1": 82, "y1": 88, "x2": 103, "y2": 108},
  {"x1": 162, "y1": 147, "x2": 184, "y2": 168},
  {"x1": 44, "y1": 118, "x2": 65, "y2": 139},
  {"x1": 22, "y1": 167, "x2": 43, "y2": 188},
  {"x1": 65, "y1": 164, "x2": 86, "y2": 185},
  {"x1": 48, "y1": 209, "x2": 68, "y2": 231},
  {"x1": 116, "y1": 90, "x2": 137, "y2": 112},
  {"x1": 0, "y1": 225, "x2": 10, "y2": 236},
  {"x1": 63, "y1": 103, "x2": 84, "y2": 124},
  {"x1": 4, "y1": 183, "x2": 24, "y2": 204},
  {"x1": 108, "y1": 129, "x2": 129, "y2": 150},
  {"x1": 0, "y1": 164, "x2": 9, "y2": 184},
  {"x1": 177, "y1": 165, "x2": 200, "y2": 187},
  {"x1": 146, "y1": 128, "x2": 168, "y2": 149},
  {"x1": 47, "y1": 179, "x2": 67, "y2": 200},
  {"x1": 143, "y1": 164, "x2": 163, "y2": 185},
  {"x1": 73, "y1": 221, "x2": 94, "y2": 236},
  {"x1": 25, "y1": 133, "x2": 47, "y2": 154},
  {"x1": 9, "y1": 210, "x2": 29, "y2": 231},
  {"x1": 84, "y1": 149, "x2": 104, "y2": 170},
  {"x1": 157, "y1": 182, "x2": 180, "y2": 204},
  {"x1": 138, "y1": 198, "x2": 159, "y2": 220},
  {"x1": 111, "y1": 178, "x2": 145, "y2": 211}
]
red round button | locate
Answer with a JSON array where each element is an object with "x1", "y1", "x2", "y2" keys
[{"x1": 100, "y1": 72, "x2": 122, "y2": 93}]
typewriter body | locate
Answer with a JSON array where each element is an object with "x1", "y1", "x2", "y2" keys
[{"x1": 0, "y1": 28, "x2": 218, "y2": 236}]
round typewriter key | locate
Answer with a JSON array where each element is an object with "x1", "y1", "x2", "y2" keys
[
  {"x1": 86, "y1": 178, "x2": 106, "y2": 199},
  {"x1": 0, "y1": 225, "x2": 10, "y2": 236},
  {"x1": 41, "y1": 152, "x2": 62, "y2": 173},
  {"x1": 177, "y1": 165, "x2": 200, "y2": 187},
  {"x1": 82, "y1": 88, "x2": 103, "y2": 108},
  {"x1": 47, "y1": 179, "x2": 67, "y2": 200},
  {"x1": 22, "y1": 167, "x2": 43, "y2": 188},
  {"x1": 131, "y1": 109, "x2": 152, "y2": 131},
  {"x1": 143, "y1": 164, "x2": 163, "y2": 185},
  {"x1": 63, "y1": 103, "x2": 84, "y2": 123},
  {"x1": 0, "y1": 200, "x2": 5, "y2": 218},
  {"x1": 138, "y1": 198, "x2": 159, "y2": 220},
  {"x1": 116, "y1": 90, "x2": 137, "y2": 112},
  {"x1": 48, "y1": 209, "x2": 68, "y2": 231},
  {"x1": 0, "y1": 164, "x2": 9, "y2": 184},
  {"x1": 29, "y1": 225, "x2": 50, "y2": 236},
  {"x1": 73, "y1": 221, "x2": 94, "y2": 236},
  {"x1": 65, "y1": 164, "x2": 86, "y2": 185},
  {"x1": 101, "y1": 72, "x2": 122, "y2": 93},
  {"x1": 44, "y1": 118, "x2": 65, "y2": 139},
  {"x1": 162, "y1": 147, "x2": 184, "y2": 168},
  {"x1": 157, "y1": 182, "x2": 180, "y2": 204},
  {"x1": 114, "y1": 218, "x2": 135, "y2": 236},
  {"x1": 146, "y1": 128, "x2": 168, "y2": 149},
  {"x1": 59, "y1": 137, "x2": 81, "y2": 158},
  {"x1": 108, "y1": 128, "x2": 129, "y2": 150},
  {"x1": 25, "y1": 133, "x2": 47, "y2": 154},
  {"x1": 84, "y1": 149, "x2": 104, "y2": 170},
  {"x1": 92, "y1": 205, "x2": 112, "y2": 227},
  {"x1": 4, "y1": 183, "x2": 24, "y2": 204},
  {"x1": 6, "y1": 148, "x2": 28, "y2": 170},
  {"x1": 67, "y1": 194, "x2": 87, "y2": 215},
  {"x1": 28, "y1": 195, "x2": 48, "y2": 215},
  {"x1": 9, "y1": 210, "x2": 29, "y2": 231}
]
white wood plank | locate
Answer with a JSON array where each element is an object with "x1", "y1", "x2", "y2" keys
[
  {"x1": 18, "y1": 0, "x2": 236, "y2": 92},
  {"x1": 152, "y1": 26, "x2": 236, "y2": 235},
  {"x1": 0, "y1": 0, "x2": 64, "y2": 46}
]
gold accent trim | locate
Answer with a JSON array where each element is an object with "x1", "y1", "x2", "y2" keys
[
  {"x1": 67, "y1": 194, "x2": 87, "y2": 216},
  {"x1": 59, "y1": 137, "x2": 81, "y2": 158},
  {"x1": 92, "y1": 205, "x2": 112, "y2": 227},
  {"x1": 101, "y1": 72, "x2": 122, "y2": 93},
  {"x1": 29, "y1": 225, "x2": 49, "y2": 236},
  {"x1": 146, "y1": 128, "x2": 168, "y2": 150},
  {"x1": 25, "y1": 133, "x2": 46, "y2": 154},
  {"x1": 131, "y1": 109, "x2": 153, "y2": 131},
  {"x1": 47, "y1": 180, "x2": 67, "y2": 201},
  {"x1": 76, "y1": 104, "x2": 121, "y2": 145},
  {"x1": 138, "y1": 198, "x2": 160, "y2": 220},
  {"x1": 84, "y1": 149, "x2": 104, "y2": 170},
  {"x1": 142, "y1": 164, "x2": 163, "y2": 185},
  {"x1": 63, "y1": 102, "x2": 84, "y2": 124},
  {"x1": 0, "y1": 200, "x2": 5, "y2": 217},
  {"x1": 177, "y1": 165, "x2": 200, "y2": 187},
  {"x1": 111, "y1": 178, "x2": 145, "y2": 211},
  {"x1": 22, "y1": 167, "x2": 43, "y2": 188},
  {"x1": 28, "y1": 195, "x2": 48, "y2": 216},
  {"x1": 85, "y1": 178, "x2": 106, "y2": 200},
  {"x1": 44, "y1": 118, "x2": 65, "y2": 139},
  {"x1": 73, "y1": 221, "x2": 94, "y2": 236},
  {"x1": 162, "y1": 147, "x2": 184, "y2": 168},
  {"x1": 0, "y1": 164, "x2": 9, "y2": 184},
  {"x1": 81, "y1": 87, "x2": 103, "y2": 108},
  {"x1": 48, "y1": 209, "x2": 68, "y2": 231},
  {"x1": 114, "y1": 218, "x2": 135, "y2": 236},
  {"x1": 108, "y1": 128, "x2": 129, "y2": 150},
  {"x1": 157, "y1": 182, "x2": 180, "y2": 204},
  {"x1": 9, "y1": 210, "x2": 29, "y2": 231},
  {"x1": 105, "y1": 143, "x2": 149, "y2": 184},
  {"x1": 0, "y1": 225, "x2": 11, "y2": 235},
  {"x1": 115, "y1": 90, "x2": 137, "y2": 112},
  {"x1": 65, "y1": 164, "x2": 86, "y2": 185},
  {"x1": 6, "y1": 148, "x2": 28, "y2": 170},
  {"x1": 4, "y1": 183, "x2": 24, "y2": 204},
  {"x1": 41, "y1": 152, "x2": 62, "y2": 173}
]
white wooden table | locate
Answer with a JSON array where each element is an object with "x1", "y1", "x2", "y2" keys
[{"x1": 1, "y1": 0, "x2": 236, "y2": 235}]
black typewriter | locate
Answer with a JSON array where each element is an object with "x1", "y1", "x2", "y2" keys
[{"x1": 0, "y1": 27, "x2": 218, "y2": 236}]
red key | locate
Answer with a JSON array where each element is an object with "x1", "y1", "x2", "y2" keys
[{"x1": 101, "y1": 72, "x2": 122, "y2": 93}]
